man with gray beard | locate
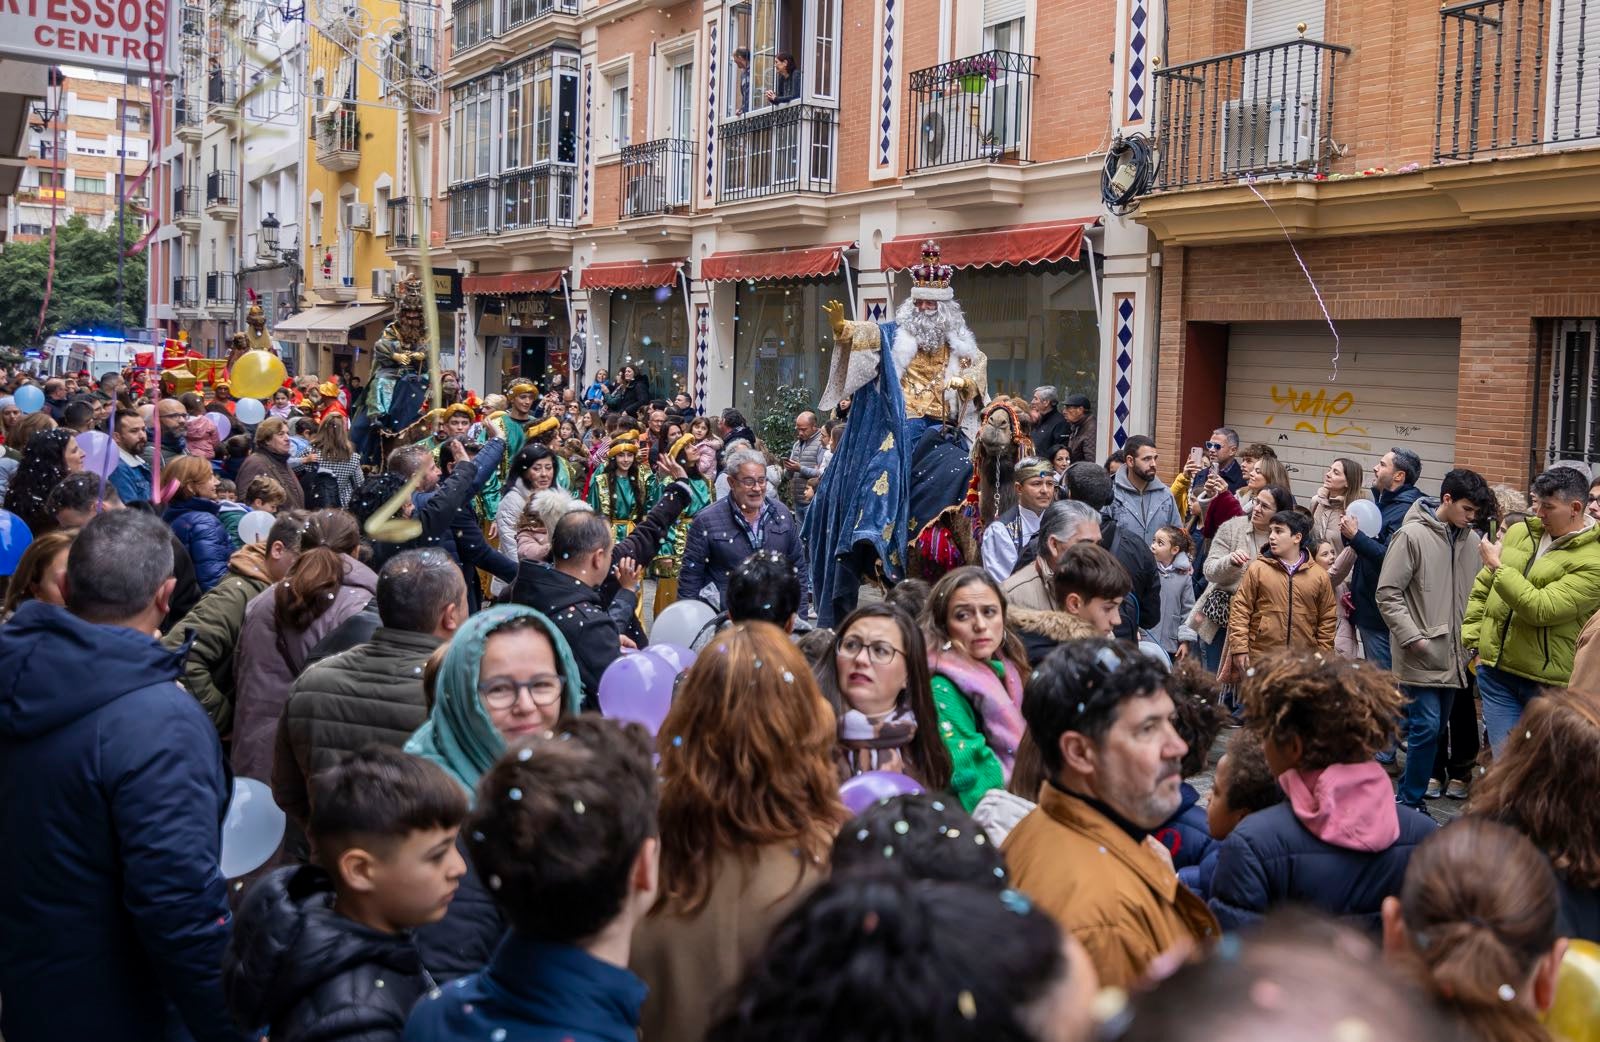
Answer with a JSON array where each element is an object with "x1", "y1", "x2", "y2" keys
[{"x1": 804, "y1": 240, "x2": 994, "y2": 625}]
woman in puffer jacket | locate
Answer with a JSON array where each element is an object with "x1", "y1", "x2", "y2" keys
[{"x1": 161, "y1": 456, "x2": 235, "y2": 591}]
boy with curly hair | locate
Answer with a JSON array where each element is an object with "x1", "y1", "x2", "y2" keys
[{"x1": 1207, "y1": 650, "x2": 1436, "y2": 932}]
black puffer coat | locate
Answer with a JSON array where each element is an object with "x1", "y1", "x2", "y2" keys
[{"x1": 223, "y1": 865, "x2": 433, "y2": 1042}]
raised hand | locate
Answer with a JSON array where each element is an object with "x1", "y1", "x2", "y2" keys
[{"x1": 821, "y1": 299, "x2": 847, "y2": 340}]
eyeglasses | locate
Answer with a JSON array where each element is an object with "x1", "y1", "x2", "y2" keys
[
  {"x1": 478, "y1": 675, "x2": 564, "y2": 710},
  {"x1": 839, "y1": 636, "x2": 905, "y2": 665},
  {"x1": 1204, "y1": 441, "x2": 1223, "y2": 451},
  {"x1": 733, "y1": 475, "x2": 765, "y2": 488}
]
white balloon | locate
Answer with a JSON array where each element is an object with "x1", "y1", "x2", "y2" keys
[
  {"x1": 1347, "y1": 499, "x2": 1383, "y2": 539},
  {"x1": 651, "y1": 598, "x2": 718, "y2": 648},
  {"x1": 237, "y1": 510, "x2": 277, "y2": 545},
  {"x1": 234, "y1": 397, "x2": 267, "y2": 425},
  {"x1": 220, "y1": 777, "x2": 286, "y2": 878}
]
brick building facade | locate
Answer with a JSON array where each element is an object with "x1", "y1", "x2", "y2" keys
[{"x1": 1139, "y1": 0, "x2": 1600, "y2": 493}]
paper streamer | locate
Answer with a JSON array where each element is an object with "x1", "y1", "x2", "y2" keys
[{"x1": 1246, "y1": 178, "x2": 1341, "y2": 382}]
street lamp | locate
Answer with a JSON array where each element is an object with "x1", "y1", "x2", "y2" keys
[{"x1": 260, "y1": 211, "x2": 280, "y2": 254}]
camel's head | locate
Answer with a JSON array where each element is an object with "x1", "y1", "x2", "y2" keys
[{"x1": 977, "y1": 397, "x2": 1029, "y2": 457}]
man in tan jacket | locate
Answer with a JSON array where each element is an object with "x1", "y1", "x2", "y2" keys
[{"x1": 1004, "y1": 639, "x2": 1217, "y2": 988}]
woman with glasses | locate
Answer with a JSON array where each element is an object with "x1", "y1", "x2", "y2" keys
[
  {"x1": 816, "y1": 604, "x2": 953, "y2": 790},
  {"x1": 405, "y1": 604, "x2": 586, "y2": 980},
  {"x1": 921, "y1": 567, "x2": 1029, "y2": 812}
]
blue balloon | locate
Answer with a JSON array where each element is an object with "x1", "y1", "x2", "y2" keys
[
  {"x1": 0, "y1": 510, "x2": 34, "y2": 575},
  {"x1": 13, "y1": 385, "x2": 43, "y2": 414}
]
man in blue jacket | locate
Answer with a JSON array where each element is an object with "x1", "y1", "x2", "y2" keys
[
  {"x1": 1342, "y1": 446, "x2": 1425, "y2": 673},
  {"x1": 0, "y1": 509, "x2": 244, "y2": 1042},
  {"x1": 681, "y1": 446, "x2": 810, "y2": 615}
]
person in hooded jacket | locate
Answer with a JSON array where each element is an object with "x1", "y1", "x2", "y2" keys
[
  {"x1": 1209, "y1": 650, "x2": 1436, "y2": 934},
  {"x1": 162, "y1": 510, "x2": 306, "y2": 733},
  {"x1": 0, "y1": 509, "x2": 244, "y2": 1042},
  {"x1": 161, "y1": 455, "x2": 237, "y2": 591},
  {"x1": 358, "y1": 434, "x2": 505, "y2": 572},
  {"x1": 225, "y1": 747, "x2": 468, "y2": 1042}
]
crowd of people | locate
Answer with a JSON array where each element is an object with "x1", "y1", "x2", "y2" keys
[{"x1": 1, "y1": 358, "x2": 1598, "y2": 1042}]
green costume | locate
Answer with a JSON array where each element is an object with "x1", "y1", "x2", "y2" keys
[
  {"x1": 588, "y1": 469, "x2": 657, "y2": 545},
  {"x1": 481, "y1": 413, "x2": 531, "y2": 518}
]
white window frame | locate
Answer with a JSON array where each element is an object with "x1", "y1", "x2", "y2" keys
[{"x1": 598, "y1": 57, "x2": 632, "y2": 156}]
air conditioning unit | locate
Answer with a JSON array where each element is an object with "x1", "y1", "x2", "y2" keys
[
  {"x1": 348, "y1": 203, "x2": 372, "y2": 230},
  {"x1": 1220, "y1": 96, "x2": 1314, "y2": 175},
  {"x1": 371, "y1": 267, "x2": 396, "y2": 298},
  {"x1": 915, "y1": 99, "x2": 977, "y2": 166}
]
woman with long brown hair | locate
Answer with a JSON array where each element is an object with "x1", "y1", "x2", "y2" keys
[
  {"x1": 1310, "y1": 456, "x2": 1371, "y2": 552},
  {"x1": 1471, "y1": 687, "x2": 1600, "y2": 941},
  {"x1": 921, "y1": 566, "x2": 1028, "y2": 813},
  {"x1": 816, "y1": 603, "x2": 953, "y2": 792},
  {"x1": 231, "y1": 510, "x2": 375, "y2": 782},
  {"x1": 1382, "y1": 818, "x2": 1567, "y2": 1042},
  {"x1": 633, "y1": 622, "x2": 845, "y2": 1042},
  {"x1": 310, "y1": 412, "x2": 362, "y2": 508}
]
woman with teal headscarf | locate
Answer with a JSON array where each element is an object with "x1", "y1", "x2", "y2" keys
[
  {"x1": 406, "y1": 604, "x2": 586, "y2": 980},
  {"x1": 407, "y1": 603, "x2": 586, "y2": 796}
]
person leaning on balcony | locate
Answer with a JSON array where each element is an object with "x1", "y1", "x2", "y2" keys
[
  {"x1": 733, "y1": 48, "x2": 752, "y2": 114},
  {"x1": 767, "y1": 53, "x2": 800, "y2": 105}
]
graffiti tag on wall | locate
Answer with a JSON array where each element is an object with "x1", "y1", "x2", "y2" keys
[{"x1": 1264, "y1": 385, "x2": 1370, "y2": 440}]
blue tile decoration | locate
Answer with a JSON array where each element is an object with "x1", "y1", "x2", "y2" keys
[
  {"x1": 694, "y1": 304, "x2": 710, "y2": 413},
  {"x1": 1114, "y1": 294, "x2": 1134, "y2": 448},
  {"x1": 706, "y1": 24, "x2": 718, "y2": 198},
  {"x1": 879, "y1": 0, "x2": 896, "y2": 166},
  {"x1": 1127, "y1": 0, "x2": 1147, "y2": 123}
]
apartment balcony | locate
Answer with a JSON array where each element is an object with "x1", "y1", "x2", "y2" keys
[
  {"x1": 446, "y1": 166, "x2": 576, "y2": 259},
  {"x1": 903, "y1": 50, "x2": 1037, "y2": 208},
  {"x1": 619, "y1": 138, "x2": 694, "y2": 243},
  {"x1": 450, "y1": 0, "x2": 578, "y2": 72},
  {"x1": 204, "y1": 271, "x2": 235, "y2": 309},
  {"x1": 207, "y1": 70, "x2": 239, "y2": 123},
  {"x1": 716, "y1": 105, "x2": 837, "y2": 231},
  {"x1": 309, "y1": 246, "x2": 359, "y2": 301},
  {"x1": 173, "y1": 186, "x2": 200, "y2": 233},
  {"x1": 174, "y1": 95, "x2": 203, "y2": 144},
  {"x1": 385, "y1": 196, "x2": 432, "y2": 260},
  {"x1": 172, "y1": 275, "x2": 200, "y2": 315},
  {"x1": 382, "y1": 26, "x2": 441, "y2": 113},
  {"x1": 205, "y1": 170, "x2": 238, "y2": 220},
  {"x1": 314, "y1": 106, "x2": 362, "y2": 172},
  {"x1": 180, "y1": 2, "x2": 204, "y2": 45}
]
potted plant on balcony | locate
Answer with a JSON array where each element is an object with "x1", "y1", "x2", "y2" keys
[{"x1": 949, "y1": 54, "x2": 1000, "y2": 94}]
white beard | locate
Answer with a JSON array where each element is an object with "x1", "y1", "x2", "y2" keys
[{"x1": 896, "y1": 298, "x2": 953, "y2": 352}]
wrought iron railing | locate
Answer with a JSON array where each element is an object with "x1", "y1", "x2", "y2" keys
[
  {"x1": 173, "y1": 186, "x2": 200, "y2": 218},
  {"x1": 501, "y1": 165, "x2": 577, "y2": 230},
  {"x1": 447, "y1": 179, "x2": 495, "y2": 238},
  {"x1": 1436, "y1": 0, "x2": 1600, "y2": 160},
  {"x1": 503, "y1": 0, "x2": 577, "y2": 31},
  {"x1": 620, "y1": 138, "x2": 695, "y2": 218},
  {"x1": 315, "y1": 105, "x2": 362, "y2": 160},
  {"x1": 174, "y1": 96, "x2": 203, "y2": 128},
  {"x1": 205, "y1": 271, "x2": 235, "y2": 305},
  {"x1": 906, "y1": 50, "x2": 1037, "y2": 171},
  {"x1": 718, "y1": 104, "x2": 837, "y2": 202},
  {"x1": 207, "y1": 70, "x2": 236, "y2": 107},
  {"x1": 172, "y1": 276, "x2": 198, "y2": 309},
  {"x1": 387, "y1": 196, "x2": 430, "y2": 248},
  {"x1": 205, "y1": 169, "x2": 236, "y2": 206},
  {"x1": 1151, "y1": 37, "x2": 1350, "y2": 191}
]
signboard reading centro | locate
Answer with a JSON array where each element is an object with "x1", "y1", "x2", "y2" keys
[{"x1": 1, "y1": 0, "x2": 175, "y2": 75}]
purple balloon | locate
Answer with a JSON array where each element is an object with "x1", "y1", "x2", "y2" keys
[
  {"x1": 75, "y1": 430, "x2": 120, "y2": 481},
  {"x1": 838, "y1": 770, "x2": 925, "y2": 815},
  {"x1": 597, "y1": 649, "x2": 676, "y2": 736},
  {"x1": 643, "y1": 642, "x2": 696, "y2": 675},
  {"x1": 206, "y1": 411, "x2": 232, "y2": 440}
]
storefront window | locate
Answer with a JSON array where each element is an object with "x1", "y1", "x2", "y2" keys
[
  {"x1": 610, "y1": 290, "x2": 690, "y2": 400},
  {"x1": 733, "y1": 276, "x2": 845, "y2": 418},
  {"x1": 936, "y1": 263, "x2": 1099, "y2": 406}
]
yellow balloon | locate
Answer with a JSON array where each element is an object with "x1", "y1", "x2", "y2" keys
[
  {"x1": 230, "y1": 350, "x2": 288, "y2": 400},
  {"x1": 1545, "y1": 938, "x2": 1600, "y2": 1042}
]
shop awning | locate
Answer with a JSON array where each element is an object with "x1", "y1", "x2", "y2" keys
[
  {"x1": 700, "y1": 242, "x2": 853, "y2": 283},
  {"x1": 879, "y1": 219, "x2": 1098, "y2": 271},
  {"x1": 274, "y1": 304, "x2": 392, "y2": 344},
  {"x1": 579, "y1": 259, "x2": 685, "y2": 291},
  {"x1": 463, "y1": 269, "x2": 567, "y2": 296}
]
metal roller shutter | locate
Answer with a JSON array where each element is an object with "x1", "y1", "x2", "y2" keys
[
  {"x1": 1221, "y1": 320, "x2": 1461, "y2": 501},
  {"x1": 1246, "y1": 0, "x2": 1326, "y2": 45}
]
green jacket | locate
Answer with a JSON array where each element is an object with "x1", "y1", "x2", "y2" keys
[
  {"x1": 931, "y1": 671, "x2": 1007, "y2": 813},
  {"x1": 1462, "y1": 516, "x2": 1600, "y2": 685},
  {"x1": 160, "y1": 542, "x2": 276, "y2": 733}
]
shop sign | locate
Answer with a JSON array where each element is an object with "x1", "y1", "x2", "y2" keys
[{"x1": 431, "y1": 269, "x2": 463, "y2": 311}]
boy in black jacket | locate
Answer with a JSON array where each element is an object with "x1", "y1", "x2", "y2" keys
[{"x1": 224, "y1": 747, "x2": 468, "y2": 1042}]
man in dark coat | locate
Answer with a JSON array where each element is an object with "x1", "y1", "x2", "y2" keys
[
  {"x1": 1061, "y1": 392, "x2": 1097, "y2": 464},
  {"x1": 364, "y1": 434, "x2": 506, "y2": 572},
  {"x1": 681, "y1": 446, "x2": 810, "y2": 614},
  {"x1": 0, "y1": 509, "x2": 245, "y2": 1042},
  {"x1": 1345, "y1": 446, "x2": 1425, "y2": 672},
  {"x1": 1029, "y1": 385, "x2": 1068, "y2": 458},
  {"x1": 272, "y1": 549, "x2": 469, "y2": 829},
  {"x1": 512, "y1": 510, "x2": 643, "y2": 708}
]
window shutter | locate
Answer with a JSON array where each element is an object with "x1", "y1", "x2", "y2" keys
[
  {"x1": 983, "y1": 0, "x2": 1025, "y2": 29},
  {"x1": 1245, "y1": 0, "x2": 1325, "y2": 45}
]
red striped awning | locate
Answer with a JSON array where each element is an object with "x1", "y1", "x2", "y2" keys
[
  {"x1": 462, "y1": 269, "x2": 567, "y2": 296},
  {"x1": 580, "y1": 259, "x2": 684, "y2": 291},
  {"x1": 699, "y1": 242, "x2": 853, "y2": 283},
  {"x1": 879, "y1": 219, "x2": 1097, "y2": 271}
]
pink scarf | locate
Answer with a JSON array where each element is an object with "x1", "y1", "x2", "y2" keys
[{"x1": 929, "y1": 649, "x2": 1026, "y2": 775}]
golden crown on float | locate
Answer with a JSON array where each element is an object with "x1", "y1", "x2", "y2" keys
[{"x1": 908, "y1": 240, "x2": 954, "y2": 301}]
